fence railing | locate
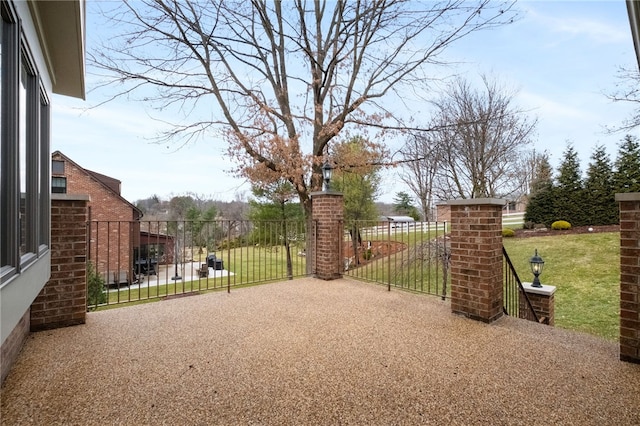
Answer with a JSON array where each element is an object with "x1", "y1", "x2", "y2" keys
[
  {"x1": 87, "y1": 219, "x2": 309, "y2": 309},
  {"x1": 502, "y1": 246, "x2": 540, "y2": 323},
  {"x1": 503, "y1": 212, "x2": 525, "y2": 228},
  {"x1": 343, "y1": 221, "x2": 450, "y2": 297}
]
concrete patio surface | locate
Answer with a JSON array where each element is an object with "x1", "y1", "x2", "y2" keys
[{"x1": 1, "y1": 277, "x2": 639, "y2": 425}]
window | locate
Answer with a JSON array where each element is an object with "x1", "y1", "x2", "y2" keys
[
  {"x1": 52, "y1": 159, "x2": 64, "y2": 174},
  {"x1": 40, "y1": 98, "x2": 50, "y2": 248},
  {"x1": 0, "y1": 3, "x2": 50, "y2": 278},
  {"x1": 19, "y1": 53, "x2": 40, "y2": 259},
  {"x1": 52, "y1": 176, "x2": 66, "y2": 193},
  {"x1": 1, "y1": 4, "x2": 19, "y2": 273},
  {"x1": 18, "y1": 62, "x2": 27, "y2": 255}
]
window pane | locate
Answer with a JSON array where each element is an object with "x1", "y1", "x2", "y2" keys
[
  {"x1": 40, "y1": 100, "x2": 50, "y2": 247},
  {"x1": 19, "y1": 64, "x2": 26, "y2": 255},
  {"x1": 52, "y1": 176, "x2": 66, "y2": 193},
  {"x1": 52, "y1": 159, "x2": 64, "y2": 174}
]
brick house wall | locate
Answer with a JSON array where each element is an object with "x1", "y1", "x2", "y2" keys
[
  {"x1": 0, "y1": 311, "x2": 29, "y2": 384},
  {"x1": 52, "y1": 152, "x2": 141, "y2": 284}
]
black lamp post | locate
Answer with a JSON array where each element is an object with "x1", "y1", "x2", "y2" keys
[
  {"x1": 172, "y1": 222, "x2": 182, "y2": 281},
  {"x1": 322, "y1": 160, "x2": 333, "y2": 191},
  {"x1": 529, "y1": 249, "x2": 544, "y2": 288}
]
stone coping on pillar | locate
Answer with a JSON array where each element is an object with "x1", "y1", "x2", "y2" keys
[
  {"x1": 522, "y1": 282, "x2": 556, "y2": 296},
  {"x1": 51, "y1": 194, "x2": 91, "y2": 201},
  {"x1": 310, "y1": 190, "x2": 343, "y2": 197},
  {"x1": 446, "y1": 198, "x2": 506, "y2": 206},
  {"x1": 615, "y1": 192, "x2": 640, "y2": 202}
]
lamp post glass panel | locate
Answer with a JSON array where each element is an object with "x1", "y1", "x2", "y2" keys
[
  {"x1": 529, "y1": 249, "x2": 544, "y2": 288},
  {"x1": 322, "y1": 161, "x2": 333, "y2": 192}
]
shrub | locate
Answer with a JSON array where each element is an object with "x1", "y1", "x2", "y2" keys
[
  {"x1": 363, "y1": 248, "x2": 373, "y2": 260},
  {"x1": 502, "y1": 228, "x2": 515, "y2": 238},
  {"x1": 551, "y1": 220, "x2": 571, "y2": 230},
  {"x1": 87, "y1": 261, "x2": 107, "y2": 310}
]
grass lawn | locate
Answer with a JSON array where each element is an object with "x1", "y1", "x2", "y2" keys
[
  {"x1": 94, "y1": 244, "x2": 308, "y2": 310},
  {"x1": 503, "y1": 232, "x2": 619, "y2": 341},
  {"x1": 94, "y1": 228, "x2": 621, "y2": 342}
]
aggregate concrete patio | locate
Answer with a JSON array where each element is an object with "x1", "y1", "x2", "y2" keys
[{"x1": 1, "y1": 277, "x2": 639, "y2": 425}]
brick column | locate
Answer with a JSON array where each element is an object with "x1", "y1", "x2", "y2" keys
[
  {"x1": 521, "y1": 283, "x2": 556, "y2": 326},
  {"x1": 615, "y1": 193, "x2": 640, "y2": 364},
  {"x1": 448, "y1": 198, "x2": 505, "y2": 323},
  {"x1": 31, "y1": 195, "x2": 89, "y2": 331},
  {"x1": 310, "y1": 191, "x2": 343, "y2": 280}
]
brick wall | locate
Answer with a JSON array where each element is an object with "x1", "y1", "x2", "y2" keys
[
  {"x1": 30, "y1": 196, "x2": 89, "y2": 331},
  {"x1": 616, "y1": 193, "x2": 640, "y2": 364},
  {"x1": 1, "y1": 310, "x2": 29, "y2": 384},
  {"x1": 311, "y1": 192, "x2": 343, "y2": 280},
  {"x1": 448, "y1": 199, "x2": 504, "y2": 323},
  {"x1": 53, "y1": 153, "x2": 137, "y2": 283}
]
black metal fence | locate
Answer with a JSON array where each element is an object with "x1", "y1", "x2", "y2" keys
[
  {"x1": 343, "y1": 220, "x2": 450, "y2": 298},
  {"x1": 87, "y1": 219, "x2": 309, "y2": 309},
  {"x1": 502, "y1": 246, "x2": 540, "y2": 323}
]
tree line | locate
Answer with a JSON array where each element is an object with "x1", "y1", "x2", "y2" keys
[{"x1": 525, "y1": 136, "x2": 640, "y2": 228}]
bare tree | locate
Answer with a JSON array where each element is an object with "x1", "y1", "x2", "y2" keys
[
  {"x1": 91, "y1": 1, "x2": 517, "y2": 218},
  {"x1": 428, "y1": 74, "x2": 536, "y2": 199},
  {"x1": 399, "y1": 132, "x2": 440, "y2": 221},
  {"x1": 608, "y1": 67, "x2": 640, "y2": 132}
]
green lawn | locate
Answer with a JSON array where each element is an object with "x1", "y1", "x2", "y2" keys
[
  {"x1": 95, "y1": 244, "x2": 308, "y2": 310},
  {"x1": 503, "y1": 232, "x2": 620, "y2": 340},
  {"x1": 95, "y1": 229, "x2": 622, "y2": 342}
]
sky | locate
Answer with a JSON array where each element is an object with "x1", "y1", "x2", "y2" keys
[{"x1": 51, "y1": 1, "x2": 639, "y2": 204}]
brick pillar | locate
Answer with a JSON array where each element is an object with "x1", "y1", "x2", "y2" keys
[
  {"x1": 448, "y1": 198, "x2": 505, "y2": 323},
  {"x1": 310, "y1": 191, "x2": 343, "y2": 280},
  {"x1": 31, "y1": 195, "x2": 89, "y2": 331},
  {"x1": 615, "y1": 193, "x2": 640, "y2": 364},
  {"x1": 520, "y1": 283, "x2": 556, "y2": 326}
]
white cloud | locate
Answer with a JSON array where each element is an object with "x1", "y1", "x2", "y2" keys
[{"x1": 524, "y1": 3, "x2": 629, "y2": 45}]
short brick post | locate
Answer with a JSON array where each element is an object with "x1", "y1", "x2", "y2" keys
[
  {"x1": 31, "y1": 195, "x2": 89, "y2": 331},
  {"x1": 448, "y1": 198, "x2": 505, "y2": 323},
  {"x1": 310, "y1": 191, "x2": 343, "y2": 280},
  {"x1": 520, "y1": 283, "x2": 556, "y2": 326},
  {"x1": 615, "y1": 192, "x2": 640, "y2": 364}
]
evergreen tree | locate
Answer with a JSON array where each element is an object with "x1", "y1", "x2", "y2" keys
[
  {"x1": 524, "y1": 155, "x2": 556, "y2": 227},
  {"x1": 393, "y1": 191, "x2": 421, "y2": 221},
  {"x1": 331, "y1": 137, "x2": 381, "y2": 265},
  {"x1": 584, "y1": 145, "x2": 616, "y2": 225},
  {"x1": 331, "y1": 137, "x2": 381, "y2": 226},
  {"x1": 613, "y1": 134, "x2": 640, "y2": 193},
  {"x1": 555, "y1": 144, "x2": 587, "y2": 226},
  {"x1": 249, "y1": 180, "x2": 304, "y2": 279}
]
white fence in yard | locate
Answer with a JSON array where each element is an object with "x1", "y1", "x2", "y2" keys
[{"x1": 503, "y1": 212, "x2": 525, "y2": 227}]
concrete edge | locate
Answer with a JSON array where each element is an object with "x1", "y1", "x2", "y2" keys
[
  {"x1": 615, "y1": 192, "x2": 640, "y2": 202},
  {"x1": 447, "y1": 198, "x2": 506, "y2": 206},
  {"x1": 51, "y1": 193, "x2": 90, "y2": 201}
]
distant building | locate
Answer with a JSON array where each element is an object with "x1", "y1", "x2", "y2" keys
[
  {"x1": 379, "y1": 215, "x2": 416, "y2": 223},
  {"x1": 52, "y1": 151, "x2": 143, "y2": 285}
]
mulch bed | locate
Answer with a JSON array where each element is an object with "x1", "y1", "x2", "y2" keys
[
  {"x1": 343, "y1": 240, "x2": 407, "y2": 266},
  {"x1": 513, "y1": 224, "x2": 619, "y2": 238}
]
